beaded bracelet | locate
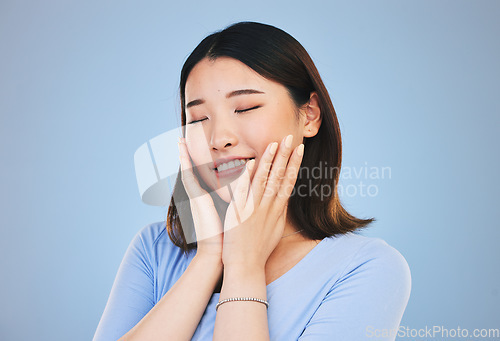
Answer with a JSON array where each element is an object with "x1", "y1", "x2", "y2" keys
[{"x1": 215, "y1": 297, "x2": 269, "y2": 311}]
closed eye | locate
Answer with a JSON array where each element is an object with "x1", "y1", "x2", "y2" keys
[
  {"x1": 187, "y1": 117, "x2": 208, "y2": 124},
  {"x1": 235, "y1": 105, "x2": 262, "y2": 113},
  {"x1": 188, "y1": 105, "x2": 261, "y2": 123}
]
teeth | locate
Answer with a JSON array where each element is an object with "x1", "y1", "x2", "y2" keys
[{"x1": 217, "y1": 158, "x2": 251, "y2": 172}]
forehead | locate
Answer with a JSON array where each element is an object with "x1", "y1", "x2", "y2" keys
[{"x1": 185, "y1": 57, "x2": 284, "y2": 100}]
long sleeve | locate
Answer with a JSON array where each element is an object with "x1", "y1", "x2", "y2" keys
[
  {"x1": 298, "y1": 239, "x2": 412, "y2": 341},
  {"x1": 93, "y1": 229, "x2": 156, "y2": 341}
]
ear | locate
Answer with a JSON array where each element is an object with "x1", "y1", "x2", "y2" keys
[{"x1": 302, "y1": 92, "x2": 322, "y2": 138}]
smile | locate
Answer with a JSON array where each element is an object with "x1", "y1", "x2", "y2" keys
[{"x1": 215, "y1": 158, "x2": 253, "y2": 172}]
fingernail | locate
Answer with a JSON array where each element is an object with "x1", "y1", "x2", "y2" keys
[
  {"x1": 285, "y1": 134, "x2": 293, "y2": 148},
  {"x1": 297, "y1": 143, "x2": 304, "y2": 156},
  {"x1": 246, "y1": 159, "x2": 255, "y2": 171},
  {"x1": 269, "y1": 142, "x2": 278, "y2": 155}
]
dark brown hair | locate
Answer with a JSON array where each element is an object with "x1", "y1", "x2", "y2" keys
[{"x1": 167, "y1": 21, "x2": 375, "y2": 255}]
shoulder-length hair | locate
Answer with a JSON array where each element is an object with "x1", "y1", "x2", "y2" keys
[{"x1": 167, "y1": 21, "x2": 374, "y2": 255}]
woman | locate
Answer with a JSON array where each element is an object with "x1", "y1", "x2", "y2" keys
[{"x1": 94, "y1": 21, "x2": 411, "y2": 341}]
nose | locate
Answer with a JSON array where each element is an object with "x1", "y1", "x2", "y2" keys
[{"x1": 209, "y1": 118, "x2": 238, "y2": 151}]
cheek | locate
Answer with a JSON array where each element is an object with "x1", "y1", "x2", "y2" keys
[
  {"x1": 185, "y1": 126, "x2": 212, "y2": 166},
  {"x1": 241, "y1": 119, "x2": 277, "y2": 146},
  {"x1": 246, "y1": 102, "x2": 297, "y2": 136},
  {"x1": 242, "y1": 111, "x2": 292, "y2": 152}
]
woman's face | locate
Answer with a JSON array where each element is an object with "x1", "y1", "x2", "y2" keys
[{"x1": 184, "y1": 57, "x2": 307, "y2": 203}]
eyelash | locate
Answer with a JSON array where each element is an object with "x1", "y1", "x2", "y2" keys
[
  {"x1": 187, "y1": 105, "x2": 261, "y2": 124},
  {"x1": 235, "y1": 105, "x2": 261, "y2": 113}
]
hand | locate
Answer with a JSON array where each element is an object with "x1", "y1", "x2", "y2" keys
[
  {"x1": 222, "y1": 134, "x2": 304, "y2": 270},
  {"x1": 178, "y1": 138, "x2": 223, "y2": 262}
]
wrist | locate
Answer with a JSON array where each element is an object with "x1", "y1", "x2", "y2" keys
[
  {"x1": 223, "y1": 262, "x2": 265, "y2": 275},
  {"x1": 220, "y1": 265, "x2": 267, "y2": 301},
  {"x1": 192, "y1": 253, "x2": 223, "y2": 272},
  {"x1": 223, "y1": 258, "x2": 266, "y2": 274},
  {"x1": 223, "y1": 263, "x2": 266, "y2": 285}
]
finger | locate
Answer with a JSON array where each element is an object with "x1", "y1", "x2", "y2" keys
[
  {"x1": 278, "y1": 205, "x2": 288, "y2": 225},
  {"x1": 228, "y1": 159, "x2": 254, "y2": 222},
  {"x1": 243, "y1": 184, "x2": 256, "y2": 220},
  {"x1": 271, "y1": 143, "x2": 304, "y2": 215},
  {"x1": 249, "y1": 141, "x2": 278, "y2": 207},
  {"x1": 261, "y1": 134, "x2": 295, "y2": 207},
  {"x1": 178, "y1": 138, "x2": 206, "y2": 198}
]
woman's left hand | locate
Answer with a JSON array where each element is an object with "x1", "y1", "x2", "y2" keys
[{"x1": 222, "y1": 135, "x2": 304, "y2": 270}]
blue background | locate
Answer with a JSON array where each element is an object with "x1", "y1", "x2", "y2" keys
[{"x1": 1, "y1": 1, "x2": 498, "y2": 340}]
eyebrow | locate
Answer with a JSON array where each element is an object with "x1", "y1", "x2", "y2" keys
[{"x1": 186, "y1": 89, "x2": 265, "y2": 109}]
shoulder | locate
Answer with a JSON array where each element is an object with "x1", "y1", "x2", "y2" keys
[
  {"x1": 347, "y1": 233, "x2": 408, "y2": 264},
  {"x1": 126, "y1": 220, "x2": 167, "y2": 253},
  {"x1": 134, "y1": 220, "x2": 168, "y2": 245},
  {"x1": 128, "y1": 220, "x2": 190, "y2": 263},
  {"x1": 323, "y1": 232, "x2": 410, "y2": 271},
  {"x1": 129, "y1": 221, "x2": 196, "y2": 300},
  {"x1": 323, "y1": 232, "x2": 412, "y2": 296},
  {"x1": 293, "y1": 234, "x2": 411, "y2": 340}
]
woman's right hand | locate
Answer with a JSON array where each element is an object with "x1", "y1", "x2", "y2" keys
[{"x1": 178, "y1": 137, "x2": 224, "y2": 262}]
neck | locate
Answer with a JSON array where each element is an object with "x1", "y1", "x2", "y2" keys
[{"x1": 275, "y1": 219, "x2": 306, "y2": 248}]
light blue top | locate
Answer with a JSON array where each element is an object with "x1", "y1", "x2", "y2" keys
[{"x1": 93, "y1": 221, "x2": 411, "y2": 340}]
